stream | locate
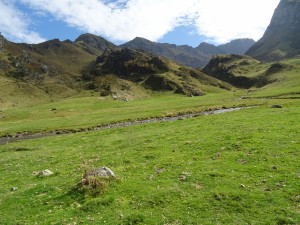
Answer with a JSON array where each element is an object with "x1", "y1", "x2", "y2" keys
[{"x1": 0, "y1": 107, "x2": 252, "y2": 144}]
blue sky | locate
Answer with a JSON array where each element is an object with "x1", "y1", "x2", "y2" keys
[{"x1": 0, "y1": 0, "x2": 280, "y2": 47}]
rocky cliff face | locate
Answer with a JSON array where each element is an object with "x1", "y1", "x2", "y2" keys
[
  {"x1": 246, "y1": 0, "x2": 300, "y2": 60},
  {"x1": 0, "y1": 35, "x2": 8, "y2": 52}
]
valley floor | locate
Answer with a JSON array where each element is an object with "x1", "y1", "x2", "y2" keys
[{"x1": 0, "y1": 93, "x2": 299, "y2": 224}]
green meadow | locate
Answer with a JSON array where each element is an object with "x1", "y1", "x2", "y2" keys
[{"x1": 0, "y1": 95, "x2": 299, "y2": 224}]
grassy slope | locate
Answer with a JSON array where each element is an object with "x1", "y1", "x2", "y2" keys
[
  {"x1": 204, "y1": 56, "x2": 300, "y2": 98},
  {"x1": 0, "y1": 100, "x2": 299, "y2": 224},
  {"x1": 248, "y1": 58, "x2": 300, "y2": 97}
]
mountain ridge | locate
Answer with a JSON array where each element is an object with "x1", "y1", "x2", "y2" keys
[{"x1": 121, "y1": 37, "x2": 255, "y2": 68}]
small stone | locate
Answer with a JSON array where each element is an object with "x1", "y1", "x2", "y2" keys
[
  {"x1": 264, "y1": 187, "x2": 271, "y2": 191},
  {"x1": 11, "y1": 187, "x2": 18, "y2": 191},
  {"x1": 41, "y1": 169, "x2": 54, "y2": 176},
  {"x1": 86, "y1": 167, "x2": 115, "y2": 177},
  {"x1": 179, "y1": 175, "x2": 187, "y2": 182},
  {"x1": 240, "y1": 184, "x2": 245, "y2": 188},
  {"x1": 271, "y1": 105, "x2": 282, "y2": 108},
  {"x1": 262, "y1": 178, "x2": 267, "y2": 183}
]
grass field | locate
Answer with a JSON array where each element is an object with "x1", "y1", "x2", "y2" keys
[
  {"x1": 0, "y1": 97, "x2": 299, "y2": 224},
  {"x1": 0, "y1": 56, "x2": 299, "y2": 224}
]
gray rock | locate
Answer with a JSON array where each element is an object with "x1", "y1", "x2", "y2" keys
[
  {"x1": 11, "y1": 187, "x2": 18, "y2": 191},
  {"x1": 86, "y1": 167, "x2": 115, "y2": 177},
  {"x1": 41, "y1": 169, "x2": 54, "y2": 176},
  {"x1": 271, "y1": 105, "x2": 282, "y2": 108},
  {"x1": 179, "y1": 175, "x2": 187, "y2": 182}
]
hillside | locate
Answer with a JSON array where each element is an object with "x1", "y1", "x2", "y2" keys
[
  {"x1": 120, "y1": 37, "x2": 255, "y2": 68},
  {"x1": 246, "y1": 0, "x2": 300, "y2": 60},
  {"x1": 88, "y1": 48, "x2": 231, "y2": 98},
  {"x1": 0, "y1": 34, "x2": 233, "y2": 106},
  {"x1": 202, "y1": 54, "x2": 300, "y2": 97},
  {"x1": 0, "y1": 34, "x2": 116, "y2": 106}
]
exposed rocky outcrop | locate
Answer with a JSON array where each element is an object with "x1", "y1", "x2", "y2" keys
[
  {"x1": 0, "y1": 35, "x2": 7, "y2": 52},
  {"x1": 92, "y1": 48, "x2": 168, "y2": 81},
  {"x1": 246, "y1": 0, "x2": 300, "y2": 60}
]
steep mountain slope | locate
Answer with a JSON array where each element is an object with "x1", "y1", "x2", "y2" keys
[
  {"x1": 246, "y1": 0, "x2": 300, "y2": 60},
  {"x1": 121, "y1": 37, "x2": 255, "y2": 68}
]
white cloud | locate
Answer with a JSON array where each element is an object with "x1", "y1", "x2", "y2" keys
[
  {"x1": 195, "y1": 0, "x2": 280, "y2": 44},
  {"x1": 2, "y1": 0, "x2": 281, "y2": 44},
  {"x1": 20, "y1": 0, "x2": 199, "y2": 42},
  {"x1": 0, "y1": 0, "x2": 45, "y2": 43}
]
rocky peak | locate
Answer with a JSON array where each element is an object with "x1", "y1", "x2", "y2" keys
[
  {"x1": 196, "y1": 42, "x2": 225, "y2": 55},
  {"x1": 75, "y1": 33, "x2": 116, "y2": 51},
  {"x1": 38, "y1": 39, "x2": 63, "y2": 49},
  {"x1": 120, "y1": 37, "x2": 156, "y2": 50}
]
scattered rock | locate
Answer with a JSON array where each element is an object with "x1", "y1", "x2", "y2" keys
[
  {"x1": 86, "y1": 167, "x2": 115, "y2": 177},
  {"x1": 238, "y1": 159, "x2": 247, "y2": 164},
  {"x1": 264, "y1": 187, "x2": 271, "y2": 192},
  {"x1": 179, "y1": 175, "x2": 187, "y2": 182},
  {"x1": 272, "y1": 165, "x2": 278, "y2": 170},
  {"x1": 40, "y1": 169, "x2": 54, "y2": 176},
  {"x1": 240, "y1": 184, "x2": 245, "y2": 188},
  {"x1": 271, "y1": 105, "x2": 282, "y2": 108},
  {"x1": 11, "y1": 187, "x2": 18, "y2": 191}
]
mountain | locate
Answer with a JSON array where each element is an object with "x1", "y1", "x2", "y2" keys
[
  {"x1": 0, "y1": 34, "x2": 117, "y2": 106},
  {"x1": 218, "y1": 39, "x2": 255, "y2": 55},
  {"x1": 75, "y1": 33, "x2": 117, "y2": 55},
  {"x1": 121, "y1": 37, "x2": 255, "y2": 68},
  {"x1": 0, "y1": 34, "x2": 233, "y2": 106},
  {"x1": 246, "y1": 0, "x2": 300, "y2": 60},
  {"x1": 88, "y1": 48, "x2": 231, "y2": 98},
  {"x1": 120, "y1": 37, "x2": 207, "y2": 68},
  {"x1": 196, "y1": 42, "x2": 226, "y2": 55}
]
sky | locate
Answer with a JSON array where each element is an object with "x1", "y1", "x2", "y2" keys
[{"x1": 0, "y1": 0, "x2": 280, "y2": 47}]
